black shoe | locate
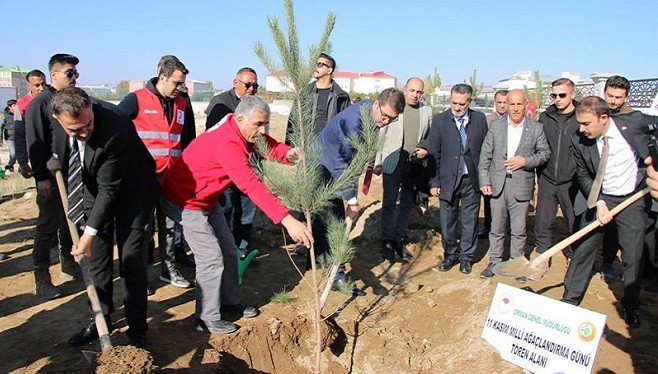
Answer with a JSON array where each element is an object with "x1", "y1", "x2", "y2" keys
[
  {"x1": 195, "y1": 318, "x2": 238, "y2": 334},
  {"x1": 221, "y1": 303, "x2": 258, "y2": 318},
  {"x1": 395, "y1": 242, "x2": 413, "y2": 261},
  {"x1": 126, "y1": 331, "x2": 148, "y2": 350},
  {"x1": 332, "y1": 277, "x2": 366, "y2": 297},
  {"x1": 68, "y1": 317, "x2": 110, "y2": 347},
  {"x1": 459, "y1": 261, "x2": 472, "y2": 274},
  {"x1": 380, "y1": 241, "x2": 397, "y2": 263},
  {"x1": 624, "y1": 309, "x2": 641, "y2": 329},
  {"x1": 438, "y1": 258, "x2": 457, "y2": 272},
  {"x1": 478, "y1": 228, "x2": 490, "y2": 239},
  {"x1": 480, "y1": 263, "x2": 495, "y2": 278}
]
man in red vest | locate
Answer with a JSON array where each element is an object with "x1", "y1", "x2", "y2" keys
[{"x1": 119, "y1": 58, "x2": 196, "y2": 289}]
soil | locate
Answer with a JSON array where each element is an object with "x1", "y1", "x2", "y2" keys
[
  {"x1": 95, "y1": 346, "x2": 154, "y2": 374},
  {"x1": 0, "y1": 114, "x2": 656, "y2": 373}
]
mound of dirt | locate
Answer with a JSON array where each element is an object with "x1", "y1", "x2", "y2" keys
[
  {"x1": 212, "y1": 309, "x2": 342, "y2": 372},
  {"x1": 95, "y1": 346, "x2": 154, "y2": 374}
]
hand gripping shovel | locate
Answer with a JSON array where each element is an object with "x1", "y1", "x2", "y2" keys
[
  {"x1": 493, "y1": 186, "x2": 651, "y2": 278},
  {"x1": 54, "y1": 171, "x2": 112, "y2": 363}
]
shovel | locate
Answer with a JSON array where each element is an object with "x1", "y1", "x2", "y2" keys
[
  {"x1": 54, "y1": 171, "x2": 112, "y2": 363},
  {"x1": 493, "y1": 186, "x2": 650, "y2": 278}
]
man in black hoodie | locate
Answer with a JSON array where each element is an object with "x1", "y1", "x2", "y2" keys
[
  {"x1": 526, "y1": 78, "x2": 580, "y2": 281},
  {"x1": 285, "y1": 53, "x2": 350, "y2": 144}
]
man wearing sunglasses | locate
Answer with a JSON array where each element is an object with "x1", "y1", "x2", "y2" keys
[
  {"x1": 524, "y1": 78, "x2": 581, "y2": 282},
  {"x1": 25, "y1": 53, "x2": 80, "y2": 300},
  {"x1": 285, "y1": 53, "x2": 350, "y2": 144},
  {"x1": 203, "y1": 67, "x2": 261, "y2": 264},
  {"x1": 119, "y1": 58, "x2": 196, "y2": 290},
  {"x1": 314, "y1": 87, "x2": 405, "y2": 295}
]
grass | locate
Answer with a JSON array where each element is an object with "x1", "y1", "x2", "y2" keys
[
  {"x1": 0, "y1": 174, "x2": 34, "y2": 196},
  {"x1": 271, "y1": 287, "x2": 296, "y2": 304}
]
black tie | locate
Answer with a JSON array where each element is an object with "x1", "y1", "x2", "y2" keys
[{"x1": 68, "y1": 140, "x2": 85, "y2": 226}]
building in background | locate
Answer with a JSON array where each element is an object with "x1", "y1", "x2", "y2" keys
[
  {"x1": 0, "y1": 66, "x2": 30, "y2": 97},
  {"x1": 266, "y1": 70, "x2": 397, "y2": 94}
]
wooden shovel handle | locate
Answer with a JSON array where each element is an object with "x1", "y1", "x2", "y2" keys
[
  {"x1": 54, "y1": 170, "x2": 112, "y2": 351},
  {"x1": 531, "y1": 186, "x2": 650, "y2": 267}
]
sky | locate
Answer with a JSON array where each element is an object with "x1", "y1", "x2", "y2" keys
[{"x1": 2, "y1": 0, "x2": 657, "y2": 90}]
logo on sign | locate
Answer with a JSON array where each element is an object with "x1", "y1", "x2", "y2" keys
[
  {"x1": 497, "y1": 294, "x2": 513, "y2": 314},
  {"x1": 144, "y1": 109, "x2": 158, "y2": 114},
  {"x1": 577, "y1": 322, "x2": 596, "y2": 343},
  {"x1": 176, "y1": 109, "x2": 185, "y2": 125}
]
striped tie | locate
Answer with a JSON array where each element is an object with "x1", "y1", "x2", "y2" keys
[
  {"x1": 458, "y1": 118, "x2": 467, "y2": 175},
  {"x1": 67, "y1": 140, "x2": 85, "y2": 226}
]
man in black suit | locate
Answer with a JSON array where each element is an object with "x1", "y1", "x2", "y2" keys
[
  {"x1": 204, "y1": 68, "x2": 260, "y2": 261},
  {"x1": 428, "y1": 84, "x2": 489, "y2": 274},
  {"x1": 48, "y1": 87, "x2": 158, "y2": 348},
  {"x1": 563, "y1": 96, "x2": 652, "y2": 328}
]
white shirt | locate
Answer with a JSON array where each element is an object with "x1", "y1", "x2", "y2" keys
[
  {"x1": 507, "y1": 118, "x2": 525, "y2": 160},
  {"x1": 599, "y1": 118, "x2": 638, "y2": 196}
]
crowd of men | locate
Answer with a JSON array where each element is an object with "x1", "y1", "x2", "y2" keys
[{"x1": 2, "y1": 51, "x2": 657, "y2": 350}]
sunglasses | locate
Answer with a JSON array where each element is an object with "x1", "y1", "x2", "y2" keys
[
  {"x1": 237, "y1": 79, "x2": 259, "y2": 90},
  {"x1": 58, "y1": 69, "x2": 79, "y2": 79},
  {"x1": 316, "y1": 61, "x2": 332, "y2": 69},
  {"x1": 550, "y1": 93, "x2": 568, "y2": 99}
]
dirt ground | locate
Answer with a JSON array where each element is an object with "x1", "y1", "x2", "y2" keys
[{"x1": 0, "y1": 113, "x2": 656, "y2": 373}]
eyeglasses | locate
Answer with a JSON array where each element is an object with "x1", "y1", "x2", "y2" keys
[
  {"x1": 58, "y1": 69, "x2": 79, "y2": 79},
  {"x1": 550, "y1": 93, "x2": 568, "y2": 99},
  {"x1": 237, "y1": 79, "x2": 259, "y2": 90},
  {"x1": 378, "y1": 103, "x2": 397, "y2": 123},
  {"x1": 172, "y1": 81, "x2": 186, "y2": 89},
  {"x1": 316, "y1": 61, "x2": 331, "y2": 69}
]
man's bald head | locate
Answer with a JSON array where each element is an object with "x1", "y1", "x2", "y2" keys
[{"x1": 507, "y1": 89, "x2": 527, "y2": 125}]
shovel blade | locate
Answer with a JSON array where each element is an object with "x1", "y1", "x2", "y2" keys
[
  {"x1": 492, "y1": 257, "x2": 531, "y2": 277},
  {"x1": 82, "y1": 350, "x2": 98, "y2": 365}
]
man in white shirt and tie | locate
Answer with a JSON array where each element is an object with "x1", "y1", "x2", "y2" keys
[{"x1": 563, "y1": 96, "x2": 652, "y2": 329}]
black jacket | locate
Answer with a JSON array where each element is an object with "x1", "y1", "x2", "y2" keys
[
  {"x1": 25, "y1": 86, "x2": 58, "y2": 182},
  {"x1": 118, "y1": 78, "x2": 196, "y2": 150},
  {"x1": 52, "y1": 99, "x2": 158, "y2": 229},
  {"x1": 204, "y1": 88, "x2": 240, "y2": 130},
  {"x1": 428, "y1": 108, "x2": 489, "y2": 201},
  {"x1": 537, "y1": 101, "x2": 580, "y2": 185},
  {"x1": 2, "y1": 107, "x2": 15, "y2": 140},
  {"x1": 285, "y1": 80, "x2": 350, "y2": 145}
]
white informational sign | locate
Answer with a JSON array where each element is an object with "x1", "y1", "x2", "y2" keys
[{"x1": 482, "y1": 283, "x2": 606, "y2": 374}]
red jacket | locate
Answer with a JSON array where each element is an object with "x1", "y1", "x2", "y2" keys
[
  {"x1": 162, "y1": 114, "x2": 291, "y2": 224},
  {"x1": 133, "y1": 88, "x2": 186, "y2": 175},
  {"x1": 16, "y1": 94, "x2": 34, "y2": 116}
]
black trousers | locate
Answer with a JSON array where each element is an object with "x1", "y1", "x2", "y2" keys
[
  {"x1": 33, "y1": 185, "x2": 73, "y2": 266},
  {"x1": 563, "y1": 193, "x2": 648, "y2": 310},
  {"x1": 534, "y1": 177, "x2": 577, "y2": 255},
  {"x1": 88, "y1": 220, "x2": 150, "y2": 335},
  {"x1": 439, "y1": 174, "x2": 481, "y2": 262}
]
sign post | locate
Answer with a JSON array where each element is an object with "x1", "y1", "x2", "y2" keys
[{"x1": 482, "y1": 283, "x2": 606, "y2": 373}]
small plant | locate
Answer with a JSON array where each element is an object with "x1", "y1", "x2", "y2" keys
[
  {"x1": 253, "y1": 1, "x2": 382, "y2": 373},
  {"x1": 271, "y1": 288, "x2": 296, "y2": 304}
]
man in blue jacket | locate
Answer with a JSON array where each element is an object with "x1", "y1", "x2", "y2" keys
[{"x1": 315, "y1": 87, "x2": 405, "y2": 294}]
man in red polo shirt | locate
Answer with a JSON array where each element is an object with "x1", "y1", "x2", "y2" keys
[{"x1": 162, "y1": 96, "x2": 312, "y2": 334}]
